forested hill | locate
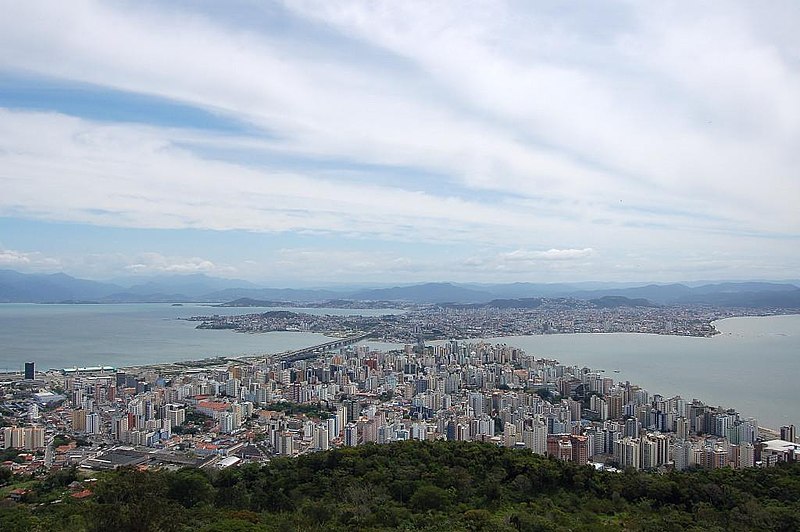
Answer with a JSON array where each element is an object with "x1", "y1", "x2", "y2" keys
[{"x1": 2, "y1": 440, "x2": 799, "y2": 531}]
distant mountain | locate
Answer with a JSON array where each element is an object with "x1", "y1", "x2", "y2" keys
[
  {"x1": 0, "y1": 269, "x2": 123, "y2": 302},
  {"x1": 484, "y1": 298, "x2": 544, "y2": 309},
  {"x1": 1, "y1": 269, "x2": 798, "y2": 307},
  {"x1": 565, "y1": 282, "x2": 800, "y2": 308},
  {"x1": 589, "y1": 296, "x2": 658, "y2": 308},
  {"x1": 203, "y1": 287, "x2": 344, "y2": 302},
  {"x1": 0, "y1": 270, "x2": 263, "y2": 303},
  {"x1": 99, "y1": 292, "x2": 193, "y2": 303},
  {"x1": 215, "y1": 297, "x2": 279, "y2": 307},
  {"x1": 474, "y1": 281, "x2": 644, "y2": 299},
  {"x1": 111, "y1": 273, "x2": 260, "y2": 298},
  {"x1": 689, "y1": 282, "x2": 799, "y2": 295},
  {"x1": 675, "y1": 288, "x2": 800, "y2": 308},
  {"x1": 350, "y1": 282, "x2": 493, "y2": 303},
  {"x1": 566, "y1": 284, "x2": 694, "y2": 304}
]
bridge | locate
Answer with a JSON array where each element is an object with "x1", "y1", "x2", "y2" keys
[{"x1": 273, "y1": 332, "x2": 373, "y2": 363}]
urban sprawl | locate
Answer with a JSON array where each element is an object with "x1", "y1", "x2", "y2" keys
[
  {"x1": 2, "y1": 334, "x2": 797, "y2": 480},
  {"x1": 187, "y1": 301, "x2": 779, "y2": 339}
]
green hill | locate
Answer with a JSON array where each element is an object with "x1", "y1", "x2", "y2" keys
[{"x1": 2, "y1": 440, "x2": 799, "y2": 531}]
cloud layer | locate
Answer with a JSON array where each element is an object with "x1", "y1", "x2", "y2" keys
[{"x1": 0, "y1": 1, "x2": 798, "y2": 282}]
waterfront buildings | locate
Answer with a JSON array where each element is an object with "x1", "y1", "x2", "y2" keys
[{"x1": 0, "y1": 341, "x2": 795, "y2": 475}]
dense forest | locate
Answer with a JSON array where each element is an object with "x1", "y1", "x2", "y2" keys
[{"x1": 2, "y1": 440, "x2": 799, "y2": 531}]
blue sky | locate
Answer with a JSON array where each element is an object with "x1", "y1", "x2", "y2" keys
[{"x1": 0, "y1": 1, "x2": 798, "y2": 285}]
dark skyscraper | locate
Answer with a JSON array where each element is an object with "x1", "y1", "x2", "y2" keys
[{"x1": 24, "y1": 361, "x2": 35, "y2": 380}]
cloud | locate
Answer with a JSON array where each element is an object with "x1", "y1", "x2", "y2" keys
[
  {"x1": 503, "y1": 248, "x2": 594, "y2": 262},
  {"x1": 283, "y1": 1, "x2": 800, "y2": 229},
  {"x1": 0, "y1": 1, "x2": 798, "y2": 235},
  {"x1": 0, "y1": 247, "x2": 61, "y2": 271},
  {"x1": 270, "y1": 249, "x2": 424, "y2": 282},
  {"x1": 0, "y1": 109, "x2": 567, "y2": 246},
  {"x1": 123, "y1": 252, "x2": 231, "y2": 275},
  {"x1": 5, "y1": 250, "x2": 238, "y2": 279},
  {"x1": 0, "y1": 1, "x2": 798, "y2": 282},
  {"x1": 461, "y1": 248, "x2": 596, "y2": 277}
]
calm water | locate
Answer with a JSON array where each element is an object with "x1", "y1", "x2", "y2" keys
[
  {"x1": 0, "y1": 303, "x2": 398, "y2": 371},
  {"x1": 1, "y1": 304, "x2": 797, "y2": 429}
]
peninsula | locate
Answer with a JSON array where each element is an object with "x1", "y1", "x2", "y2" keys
[{"x1": 187, "y1": 298, "x2": 797, "y2": 342}]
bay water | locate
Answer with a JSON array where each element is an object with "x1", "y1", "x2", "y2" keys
[
  {"x1": 0, "y1": 303, "x2": 393, "y2": 371},
  {"x1": 0, "y1": 303, "x2": 797, "y2": 429}
]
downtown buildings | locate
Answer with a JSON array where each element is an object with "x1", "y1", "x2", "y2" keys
[{"x1": 1, "y1": 341, "x2": 797, "y2": 473}]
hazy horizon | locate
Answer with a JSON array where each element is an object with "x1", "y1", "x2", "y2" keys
[
  {"x1": 1, "y1": 2, "x2": 798, "y2": 284},
  {"x1": 2, "y1": 267, "x2": 800, "y2": 291}
]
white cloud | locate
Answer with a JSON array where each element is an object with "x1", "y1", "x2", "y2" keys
[
  {"x1": 123, "y1": 253, "x2": 230, "y2": 275},
  {"x1": 283, "y1": 1, "x2": 800, "y2": 229},
  {"x1": 0, "y1": 109, "x2": 565, "y2": 246},
  {"x1": 460, "y1": 248, "x2": 597, "y2": 278},
  {"x1": 0, "y1": 1, "x2": 798, "y2": 282},
  {"x1": 0, "y1": 248, "x2": 61, "y2": 271},
  {"x1": 504, "y1": 248, "x2": 594, "y2": 262},
  {"x1": 10, "y1": 251, "x2": 239, "y2": 279},
  {"x1": 0, "y1": 1, "x2": 797, "y2": 234},
  {"x1": 271, "y1": 249, "x2": 424, "y2": 282}
]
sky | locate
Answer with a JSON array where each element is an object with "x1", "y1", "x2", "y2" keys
[{"x1": 0, "y1": 1, "x2": 798, "y2": 286}]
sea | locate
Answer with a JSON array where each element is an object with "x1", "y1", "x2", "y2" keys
[
  {"x1": 0, "y1": 303, "x2": 397, "y2": 370},
  {"x1": 0, "y1": 303, "x2": 797, "y2": 429}
]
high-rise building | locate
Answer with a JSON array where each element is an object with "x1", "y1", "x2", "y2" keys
[
  {"x1": 24, "y1": 361, "x2": 35, "y2": 380},
  {"x1": 523, "y1": 421, "x2": 548, "y2": 455},
  {"x1": 85, "y1": 412, "x2": 101, "y2": 435},
  {"x1": 279, "y1": 433, "x2": 294, "y2": 456},
  {"x1": 614, "y1": 437, "x2": 641, "y2": 469},
  {"x1": 608, "y1": 394, "x2": 624, "y2": 420},
  {"x1": 313, "y1": 424, "x2": 330, "y2": 450},
  {"x1": 113, "y1": 416, "x2": 130, "y2": 442},
  {"x1": 624, "y1": 417, "x2": 640, "y2": 438},
  {"x1": 640, "y1": 438, "x2": 658, "y2": 470},
  {"x1": 780, "y1": 425, "x2": 796, "y2": 443},
  {"x1": 673, "y1": 440, "x2": 693, "y2": 471},
  {"x1": 219, "y1": 412, "x2": 235, "y2": 434},
  {"x1": 469, "y1": 392, "x2": 484, "y2": 417},
  {"x1": 570, "y1": 435, "x2": 589, "y2": 464},
  {"x1": 698, "y1": 446, "x2": 728, "y2": 469},
  {"x1": 739, "y1": 443, "x2": 755, "y2": 468},
  {"x1": 502, "y1": 422, "x2": 517, "y2": 447},
  {"x1": 733, "y1": 443, "x2": 755, "y2": 469},
  {"x1": 71, "y1": 409, "x2": 87, "y2": 432},
  {"x1": 344, "y1": 423, "x2": 359, "y2": 446},
  {"x1": 675, "y1": 417, "x2": 689, "y2": 440},
  {"x1": 3, "y1": 426, "x2": 46, "y2": 450}
]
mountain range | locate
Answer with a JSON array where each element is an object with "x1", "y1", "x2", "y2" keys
[{"x1": 1, "y1": 269, "x2": 799, "y2": 308}]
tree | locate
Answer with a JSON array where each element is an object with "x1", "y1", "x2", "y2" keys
[
  {"x1": 168, "y1": 467, "x2": 215, "y2": 508},
  {"x1": 88, "y1": 467, "x2": 184, "y2": 532},
  {"x1": 409, "y1": 483, "x2": 452, "y2": 512},
  {"x1": 0, "y1": 466, "x2": 13, "y2": 485}
]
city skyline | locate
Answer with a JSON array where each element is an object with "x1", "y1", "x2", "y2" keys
[{"x1": 1, "y1": 1, "x2": 799, "y2": 284}]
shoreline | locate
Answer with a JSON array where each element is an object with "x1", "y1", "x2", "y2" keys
[
  {"x1": 2, "y1": 313, "x2": 797, "y2": 432},
  {"x1": 711, "y1": 313, "x2": 800, "y2": 327},
  {"x1": 7, "y1": 329, "x2": 794, "y2": 435}
]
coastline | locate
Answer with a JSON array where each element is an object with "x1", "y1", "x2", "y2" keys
[
  {"x1": 12, "y1": 319, "x2": 795, "y2": 434},
  {"x1": 2, "y1": 309, "x2": 797, "y2": 431},
  {"x1": 711, "y1": 313, "x2": 800, "y2": 328}
]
